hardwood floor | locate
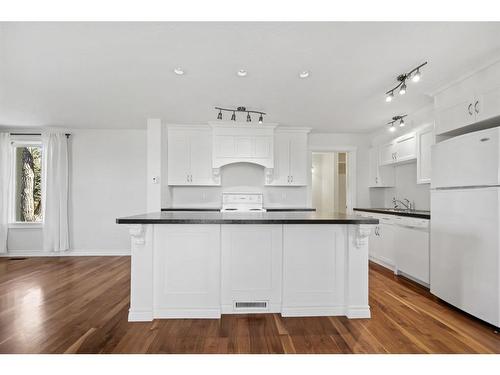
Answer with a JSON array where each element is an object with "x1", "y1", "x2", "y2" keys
[{"x1": 0, "y1": 256, "x2": 498, "y2": 353}]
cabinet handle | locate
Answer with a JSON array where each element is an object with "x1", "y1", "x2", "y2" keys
[
  {"x1": 291, "y1": 176, "x2": 293, "y2": 183},
  {"x1": 375, "y1": 176, "x2": 378, "y2": 184},
  {"x1": 474, "y1": 100, "x2": 479, "y2": 114},
  {"x1": 468, "y1": 103, "x2": 473, "y2": 115}
]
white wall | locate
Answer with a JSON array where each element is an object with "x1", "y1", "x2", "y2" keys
[{"x1": 7, "y1": 129, "x2": 146, "y2": 254}]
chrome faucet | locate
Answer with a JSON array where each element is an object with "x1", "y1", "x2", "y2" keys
[{"x1": 392, "y1": 197, "x2": 413, "y2": 211}]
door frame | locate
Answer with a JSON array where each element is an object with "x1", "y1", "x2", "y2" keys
[{"x1": 308, "y1": 146, "x2": 357, "y2": 213}]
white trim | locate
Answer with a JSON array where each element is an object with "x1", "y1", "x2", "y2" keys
[
  {"x1": 346, "y1": 306, "x2": 371, "y2": 319},
  {"x1": 8, "y1": 222, "x2": 43, "y2": 229},
  {"x1": 153, "y1": 308, "x2": 221, "y2": 319},
  {"x1": 281, "y1": 306, "x2": 346, "y2": 317},
  {"x1": 0, "y1": 249, "x2": 131, "y2": 257},
  {"x1": 128, "y1": 310, "x2": 153, "y2": 322}
]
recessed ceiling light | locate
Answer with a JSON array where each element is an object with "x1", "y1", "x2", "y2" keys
[
  {"x1": 174, "y1": 67, "x2": 184, "y2": 75},
  {"x1": 299, "y1": 71, "x2": 310, "y2": 79},
  {"x1": 237, "y1": 69, "x2": 247, "y2": 77}
]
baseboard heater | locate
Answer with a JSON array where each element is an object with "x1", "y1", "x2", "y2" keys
[{"x1": 234, "y1": 301, "x2": 268, "y2": 309}]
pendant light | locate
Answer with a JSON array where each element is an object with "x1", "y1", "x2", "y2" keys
[
  {"x1": 217, "y1": 110, "x2": 222, "y2": 120},
  {"x1": 231, "y1": 111, "x2": 236, "y2": 121},
  {"x1": 246, "y1": 112, "x2": 251, "y2": 122}
]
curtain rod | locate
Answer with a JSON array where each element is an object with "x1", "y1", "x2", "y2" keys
[{"x1": 10, "y1": 133, "x2": 71, "y2": 138}]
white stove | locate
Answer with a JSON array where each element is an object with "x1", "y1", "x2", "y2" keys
[{"x1": 220, "y1": 193, "x2": 266, "y2": 212}]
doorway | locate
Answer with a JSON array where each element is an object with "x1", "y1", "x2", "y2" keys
[{"x1": 311, "y1": 152, "x2": 348, "y2": 213}]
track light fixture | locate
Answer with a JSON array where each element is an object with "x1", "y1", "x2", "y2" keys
[
  {"x1": 214, "y1": 106, "x2": 266, "y2": 124},
  {"x1": 385, "y1": 62, "x2": 427, "y2": 103},
  {"x1": 387, "y1": 114, "x2": 408, "y2": 131}
]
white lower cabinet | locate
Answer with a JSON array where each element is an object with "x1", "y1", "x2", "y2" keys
[
  {"x1": 282, "y1": 225, "x2": 347, "y2": 316},
  {"x1": 370, "y1": 221, "x2": 396, "y2": 269},
  {"x1": 221, "y1": 225, "x2": 283, "y2": 313},
  {"x1": 153, "y1": 225, "x2": 221, "y2": 318}
]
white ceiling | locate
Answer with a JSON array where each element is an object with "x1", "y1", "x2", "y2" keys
[{"x1": 1, "y1": 22, "x2": 500, "y2": 132}]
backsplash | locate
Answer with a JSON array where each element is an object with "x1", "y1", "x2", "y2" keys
[
  {"x1": 369, "y1": 163, "x2": 430, "y2": 210},
  {"x1": 168, "y1": 162, "x2": 309, "y2": 208}
]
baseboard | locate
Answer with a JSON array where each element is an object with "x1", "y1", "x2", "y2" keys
[
  {"x1": 346, "y1": 305, "x2": 371, "y2": 319},
  {"x1": 369, "y1": 256, "x2": 396, "y2": 273},
  {"x1": 281, "y1": 306, "x2": 346, "y2": 317},
  {"x1": 0, "y1": 249, "x2": 131, "y2": 257},
  {"x1": 153, "y1": 308, "x2": 221, "y2": 319},
  {"x1": 128, "y1": 310, "x2": 153, "y2": 322}
]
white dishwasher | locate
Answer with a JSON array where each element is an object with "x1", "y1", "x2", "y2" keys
[{"x1": 393, "y1": 217, "x2": 430, "y2": 285}]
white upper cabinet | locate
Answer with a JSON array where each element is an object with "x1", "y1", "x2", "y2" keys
[
  {"x1": 435, "y1": 61, "x2": 500, "y2": 135},
  {"x1": 266, "y1": 128, "x2": 310, "y2": 186},
  {"x1": 167, "y1": 126, "x2": 220, "y2": 186},
  {"x1": 368, "y1": 147, "x2": 395, "y2": 187},
  {"x1": 379, "y1": 132, "x2": 416, "y2": 166},
  {"x1": 416, "y1": 124, "x2": 435, "y2": 184},
  {"x1": 395, "y1": 132, "x2": 417, "y2": 162},
  {"x1": 379, "y1": 141, "x2": 397, "y2": 165}
]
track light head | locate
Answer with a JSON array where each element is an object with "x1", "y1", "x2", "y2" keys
[
  {"x1": 389, "y1": 124, "x2": 396, "y2": 132},
  {"x1": 258, "y1": 114, "x2": 263, "y2": 124},
  {"x1": 399, "y1": 118, "x2": 405, "y2": 127},
  {"x1": 412, "y1": 69, "x2": 421, "y2": 83},
  {"x1": 399, "y1": 82, "x2": 407, "y2": 95},
  {"x1": 386, "y1": 91, "x2": 394, "y2": 103},
  {"x1": 231, "y1": 111, "x2": 236, "y2": 121},
  {"x1": 246, "y1": 113, "x2": 251, "y2": 122},
  {"x1": 217, "y1": 110, "x2": 222, "y2": 120}
]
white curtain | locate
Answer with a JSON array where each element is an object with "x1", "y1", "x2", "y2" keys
[
  {"x1": 42, "y1": 131, "x2": 69, "y2": 251},
  {"x1": 0, "y1": 133, "x2": 12, "y2": 253}
]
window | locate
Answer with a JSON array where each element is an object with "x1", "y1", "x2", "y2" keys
[{"x1": 12, "y1": 142, "x2": 43, "y2": 223}]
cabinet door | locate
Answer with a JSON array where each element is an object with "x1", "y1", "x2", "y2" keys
[
  {"x1": 376, "y1": 222, "x2": 395, "y2": 268},
  {"x1": 369, "y1": 147, "x2": 394, "y2": 187},
  {"x1": 435, "y1": 97, "x2": 475, "y2": 135},
  {"x1": 416, "y1": 126, "x2": 434, "y2": 184},
  {"x1": 379, "y1": 141, "x2": 396, "y2": 166},
  {"x1": 167, "y1": 129, "x2": 191, "y2": 185},
  {"x1": 154, "y1": 225, "x2": 221, "y2": 316},
  {"x1": 395, "y1": 133, "x2": 416, "y2": 162},
  {"x1": 221, "y1": 225, "x2": 282, "y2": 313},
  {"x1": 476, "y1": 85, "x2": 500, "y2": 123},
  {"x1": 368, "y1": 148, "x2": 379, "y2": 187},
  {"x1": 267, "y1": 133, "x2": 290, "y2": 186},
  {"x1": 190, "y1": 130, "x2": 218, "y2": 185},
  {"x1": 288, "y1": 133, "x2": 308, "y2": 186},
  {"x1": 394, "y1": 225, "x2": 429, "y2": 284}
]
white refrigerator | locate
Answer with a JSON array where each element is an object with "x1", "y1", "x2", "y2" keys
[{"x1": 431, "y1": 127, "x2": 500, "y2": 328}]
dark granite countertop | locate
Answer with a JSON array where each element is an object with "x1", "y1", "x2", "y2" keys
[
  {"x1": 161, "y1": 207, "x2": 316, "y2": 212},
  {"x1": 117, "y1": 211, "x2": 378, "y2": 225},
  {"x1": 354, "y1": 208, "x2": 430, "y2": 219}
]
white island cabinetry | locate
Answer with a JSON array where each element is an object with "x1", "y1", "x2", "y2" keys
[{"x1": 119, "y1": 212, "x2": 376, "y2": 321}]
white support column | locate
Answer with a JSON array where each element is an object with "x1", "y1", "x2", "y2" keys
[
  {"x1": 147, "y1": 119, "x2": 162, "y2": 212},
  {"x1": 128, "y1": 224, "x2": 154, "y2": 321},
  {"x1": 345, "y1": 224, "x2": 373, "y2": 318}
]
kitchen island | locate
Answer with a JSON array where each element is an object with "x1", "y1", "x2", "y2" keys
[{"x1": 116, "y1": 211, "x2": 378, "y2": 321}]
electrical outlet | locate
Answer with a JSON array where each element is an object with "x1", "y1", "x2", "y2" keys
[{"x1": 152, "y1": 176, "x2": 159, "y2": 184}]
